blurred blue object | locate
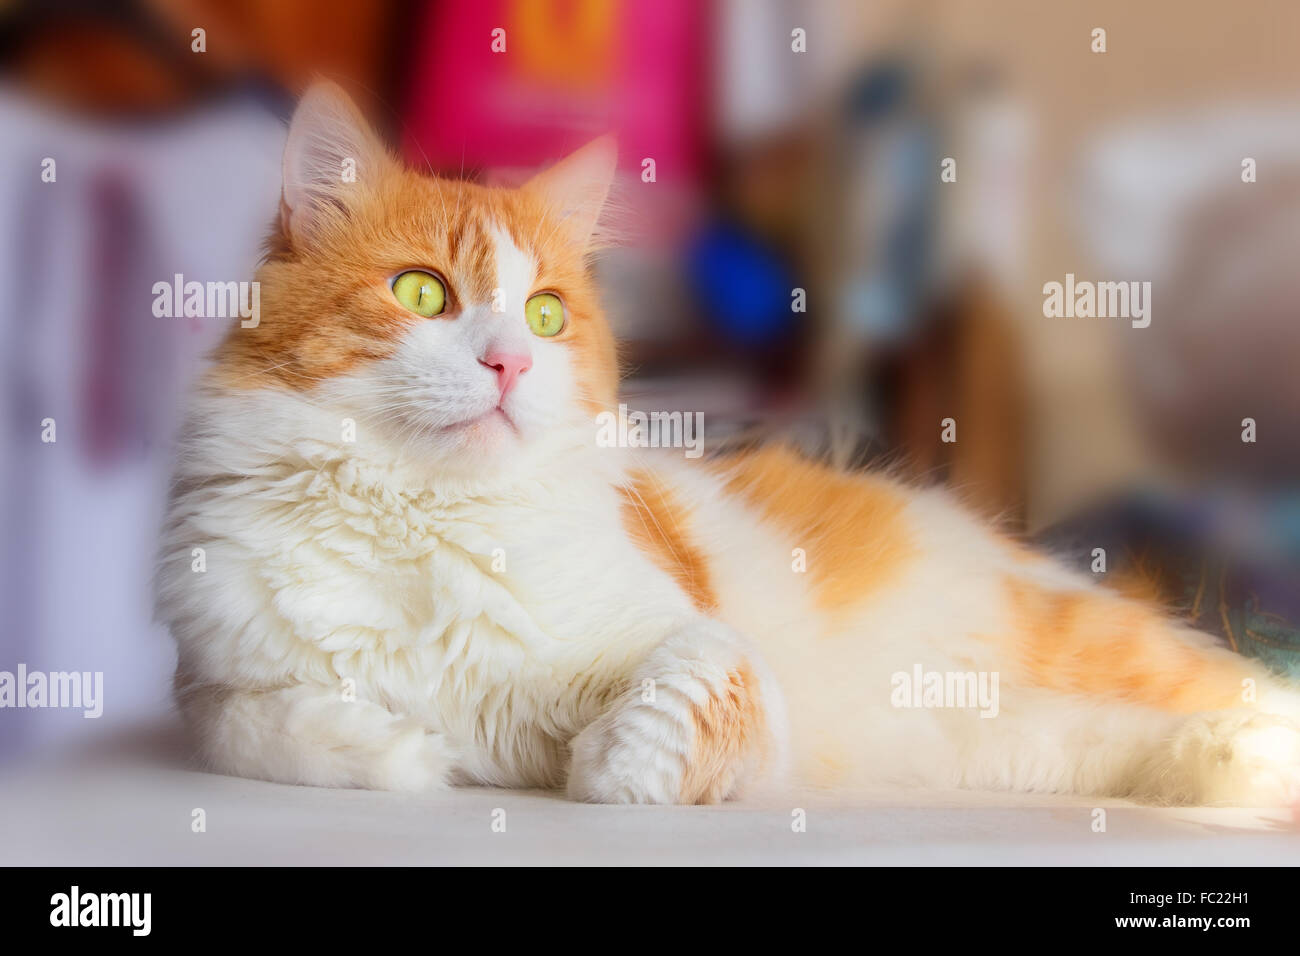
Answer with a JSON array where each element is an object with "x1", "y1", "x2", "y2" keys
[{"x1": 686, "y1": 222, "x2": 797, "y2": 347}]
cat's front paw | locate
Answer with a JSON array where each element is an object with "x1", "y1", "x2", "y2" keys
[
  {"x1": 566, "y1": 702, "x2": 688, "y2": 804},
  {"x1": 566, "y1": 623, "x2": 781, "y2": 804},
  {"x1": 368, "y1": 720, "x2": 454, "y2": 792}
]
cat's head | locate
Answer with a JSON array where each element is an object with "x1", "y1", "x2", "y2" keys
[{"x1": 214, "y1": 82, "x2": 619, "y2": 477}]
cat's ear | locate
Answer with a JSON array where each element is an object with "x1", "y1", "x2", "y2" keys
[
  {"x1": 523, "y1": 135, "x2": 618, "y2": 248},
  {"x1": 280, "y1": 82, "x2": 386, "y2": 246}
]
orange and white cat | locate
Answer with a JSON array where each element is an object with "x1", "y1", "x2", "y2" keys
[{"x1": 157, "y1": 83, "x2": 1300, "y2": 806}]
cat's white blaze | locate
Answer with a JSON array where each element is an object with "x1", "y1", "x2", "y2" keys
[
  {"x1": 489, "y1": 224, "x2": 535, "y2": 315},
  {"x1": 480, "y1": 225, "x2": 581, "y2": 438}
]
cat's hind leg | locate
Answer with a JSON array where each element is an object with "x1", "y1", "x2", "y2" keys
[
  {"x1": 979, "y1": 575, "x2": 1300, "y2": 805},
  {"x1": 949, "y1": 687, "x2": 1300, "y2": 806},
  {"x1": 1130, "y1": 709, "x2": 1300, "y2": 806},
  {"x1": 179, "y1": 681, "x2": 452, "y2": 791}
]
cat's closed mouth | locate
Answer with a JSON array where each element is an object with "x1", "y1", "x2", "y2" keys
[{"x1": 447, "y1": 406, "x2": 515, "y2": 433}]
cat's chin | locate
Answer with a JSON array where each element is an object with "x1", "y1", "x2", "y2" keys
[
  {"x1": 424, "y1": 407, "x2": 524, "y2": 460},
  {"x1": 445, "y1": 406, "x2": 515, "y2": 435},
  {"x1": 366, "y1": 404, "x2": 528, "y2": 474}
]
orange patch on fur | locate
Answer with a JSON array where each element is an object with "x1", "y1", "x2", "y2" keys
[
  {"x1": 720, "y1": 446, "x2": 915, "y2": 615},
  {"x1": 680, "y1": 662, "x2": 767, "y2": 804},
  {"x1": 1001, "y1": 577, "x2": 1253, "y2": 712},
  {"x1": 620, "y1": 470, "x2": 716, "y2": 612}
]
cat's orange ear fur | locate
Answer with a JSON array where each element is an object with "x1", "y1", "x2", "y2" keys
[
  {"x1": 281, "y1": 82, "x2": 388, "y2": 247},
  {"x1": 523, "y1": 135, "x2": 618, "y2": 249}
]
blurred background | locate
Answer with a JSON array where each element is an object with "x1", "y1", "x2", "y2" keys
[{"x1": 1, "y1": 0, "x2": 1298, "y2": 763}]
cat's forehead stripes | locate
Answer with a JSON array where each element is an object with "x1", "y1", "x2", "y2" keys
[
  {"x1": 427, "y1": 193, "x2": 539, "y2": 310},
  {"x1": 439, "y1": 202, "x2": 498, "y2": 305}
]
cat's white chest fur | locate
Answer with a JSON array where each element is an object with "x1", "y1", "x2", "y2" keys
[{"x1": 163, "y1": 431, "x2": 693, "y2": 787}]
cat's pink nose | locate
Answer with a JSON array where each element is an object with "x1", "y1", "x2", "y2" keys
[{"x1": 480, "y1": 351, "x2": 532, "y2": 399}]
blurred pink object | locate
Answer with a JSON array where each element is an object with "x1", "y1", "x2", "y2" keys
[{"x1": 402, "y1": 0, "x2": 705, "y2": 182}]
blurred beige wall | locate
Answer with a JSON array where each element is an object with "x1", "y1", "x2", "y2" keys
[{"x1": 918, "y1": 0, "x2": 1300, "y2": 527}]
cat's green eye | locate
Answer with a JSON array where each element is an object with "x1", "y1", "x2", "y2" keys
[
  {"x1": 525, "y1": 292, "x2": 565, "y2": 337},
  {"x1": 391, "y1": 270, "x2": 446, "y2": 318}
]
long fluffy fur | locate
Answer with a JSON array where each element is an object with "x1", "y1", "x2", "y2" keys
[{"x1": 156, "y1": 84, "x2": 1300, "y2": 807}]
